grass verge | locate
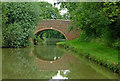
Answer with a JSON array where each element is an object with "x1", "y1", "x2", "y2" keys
[{"x1": 57, "y1": 38, "x2": 119, "y2": 73}]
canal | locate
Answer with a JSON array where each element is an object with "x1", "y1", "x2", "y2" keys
[{"x1": 2, "y1": 44, "x2": 118, "y2": 79}]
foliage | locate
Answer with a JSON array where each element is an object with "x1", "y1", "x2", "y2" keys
[
  {"x1": 38, "y1": 2, "x2": 62, "y2": 19},
  {"x1": 2, "y1": 2, "x2": 62, "y2": 47},
  {"x1": 62, "y1": 13, "x2": 70, "y2": 20},
  {"x1": 103, "y1": 17, "x2": 120, "y2": 49},
  {"x1": 58, "y1": 2, "x2": 120, "y2": 49},
  {"x1": 0, "y1": 2, "x2": 2, "y2": 46},
  {"x1": 101, "y1": 2, "x2": 120, "y2": 49},
  {"x1": 34, "y1": 34, "x2": 42, "y2": 45},
  {"x1": 2, "y1": 23, "x2": 26, "y2": 47},
  {"x1": 34, "y1": 29, "x2": 66, "y2": 44},
  {"x1": 2, "y1": 2, "x2": 42, "y2": 47},
  {"x1": 40, "y1": 30, "x2": 66, "y2": 39},
  {"x1": 101, "y1": 2, "x2": 120, "y2": 22},
  {"x1": 71, "y1": 3, "x2": 110, "y2": 38}
]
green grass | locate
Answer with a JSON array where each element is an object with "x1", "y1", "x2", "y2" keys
[{"x1": 57, "y1": 38, "x2": 119, "y2": 72}]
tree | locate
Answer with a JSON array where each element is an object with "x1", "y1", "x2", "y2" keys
[
  {"x1": 2, "y1": 2, "x2": 63, "y2": 47},
  {"x1": 34, "y1": 29, "x2": 66, "y2": 44},
  {"x1": 58, "y1": 2, "x2": 120, "y2": 49},
  {"x1": 38, "y1": 2, "x2": 62, "y2": 19},
  {"x1": 2, "y1": 2, "x2": 42, "y2": 47}
]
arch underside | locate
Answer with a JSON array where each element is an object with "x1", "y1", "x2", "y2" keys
[{"x1": 35, "y1": 27, "x2": 68, "y2": 40}]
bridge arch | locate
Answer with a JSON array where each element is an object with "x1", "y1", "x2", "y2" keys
[
  {"x1": 35, "y1": 27, "x2": 68, "y2": 40},
  {"x1": 34, "y1": 19, "x2": 81, "y2": 40}
]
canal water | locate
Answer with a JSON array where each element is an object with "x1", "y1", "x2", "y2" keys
[{"x1": 2, "y1": 44, "x2": 118, "y2": 79}]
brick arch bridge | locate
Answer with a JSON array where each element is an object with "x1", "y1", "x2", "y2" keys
[{"x1": 34, "y1": 19, "x2": 81, "y2": 40}]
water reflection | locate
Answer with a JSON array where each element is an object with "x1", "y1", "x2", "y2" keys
[
  {"x1": 33, "y1": 45, "x2": 64, "y2": 61},
  {"x1": 2, "y1": 47, "x2": 57, "y2": 79},
  {"x1": 52, "y1": 70, "x2": 70, "y2": 79},
  {"x1": 2, "y1": 45, "x2": 119, "y2": 79},
  {"x1": 0, "y1": 48, "x2": 2, "y2": 80}
]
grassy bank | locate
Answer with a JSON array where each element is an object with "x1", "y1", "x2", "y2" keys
[{"x1": 57, "y1": 38, "x2": 119, "y2": 73}]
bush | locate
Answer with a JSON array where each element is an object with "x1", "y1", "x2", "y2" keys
[
  {"x1": 2, "y1": 2, "x2": 42, "y2": 47},
  {"x1": 2, "y1": 2, "x2": 63, "y2": 47},
  {"x1": 102, "y1": 17, "x2": 120, "y2": 49},
  {"x1": 2, "y1": 23, "x2": 30, "y2": 47}
]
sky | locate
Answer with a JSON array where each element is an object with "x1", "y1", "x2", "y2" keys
[{"x1": 39, "y1": 0, "x2": 68, "y2": 15}]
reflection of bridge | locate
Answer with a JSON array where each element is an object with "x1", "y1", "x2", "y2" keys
[
  {"x1": 35, "y1": 19, "x2": 81, "y2": 40},
  {"x1": 35, "y1": 54, "x2": 75, "y2": 70}
]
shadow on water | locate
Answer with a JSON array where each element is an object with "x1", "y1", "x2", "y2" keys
[{"x1": 2, "y1": 39, "x2": 119, "y2": 79}]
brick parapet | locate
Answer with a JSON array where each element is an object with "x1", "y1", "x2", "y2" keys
[{"x1": 35, "y1": 20, "x2": 81, "y2": 40}]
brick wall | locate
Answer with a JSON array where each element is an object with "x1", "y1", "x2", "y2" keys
[{"x1": 35, "y1": 19, "x2": 81, "y2": 40}]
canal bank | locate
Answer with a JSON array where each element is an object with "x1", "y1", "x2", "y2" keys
[{"x1": 57, "y1": 38, "x2": 120, "y2": 73}]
